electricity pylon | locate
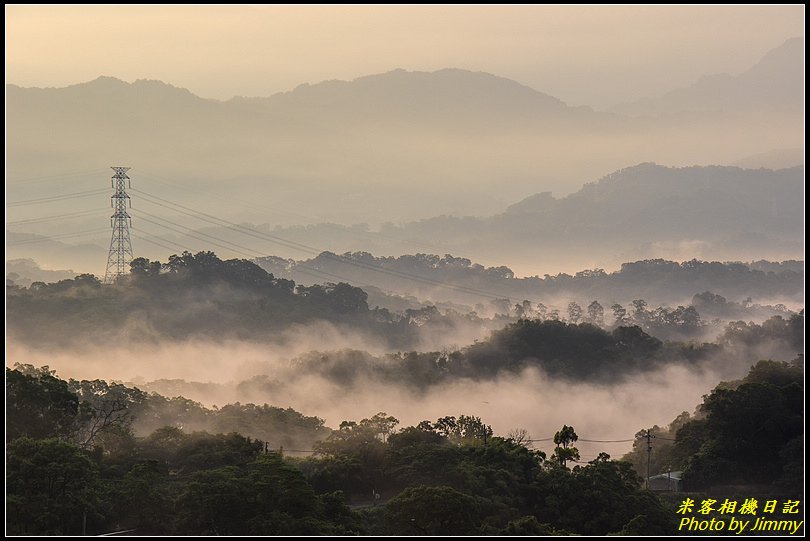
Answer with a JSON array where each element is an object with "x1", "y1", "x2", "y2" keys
[{"x1": 103, "y1": 167, "x2": 134, "y2": 284}]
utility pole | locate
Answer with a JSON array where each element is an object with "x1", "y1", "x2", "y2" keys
[
  {"x1": 645, "y1": 429, "x2": 655, "y2": 489},
  {"x1": 104, "y1": 167, "x2": 134, "y2": 284}
]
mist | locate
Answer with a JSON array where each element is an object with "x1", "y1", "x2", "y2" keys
[
  {"x1": 10, "y1": 289, "x2": 795, "y2": 459},
  {"x1": 7, "y1": 335, "x2": 750, "y2": 459}
]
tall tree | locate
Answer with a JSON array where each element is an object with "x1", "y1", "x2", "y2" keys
[
  {"x1": 611, "y1": 303, "x2": 628, "y2": 327},
  {"x1": 553, "y1": 425, "x2": 580, "y2": 468},
  {"x1": 567, "y1": 302, "x2": 583, "y2": 324},
  {"x1": 587, "y1": 300, "x2": 605, "y2": 327}
]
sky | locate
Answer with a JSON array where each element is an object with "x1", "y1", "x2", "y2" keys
[{"x1": 5, "y1": 5, "x2": 804, "y2": 109}]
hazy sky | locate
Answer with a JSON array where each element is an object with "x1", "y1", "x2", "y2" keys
[{"x1": 5, "y1": 5, "x2": 804, "y2": 108}]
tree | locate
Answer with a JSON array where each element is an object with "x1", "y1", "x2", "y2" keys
[
  {"x1": 365, "y1": 412, "x2": 400, "y2": 443},
  {"x1": 553, "y1": 425, "x2": 580, "y2": 468},
  {"x1": 567, "y1": 302, "x2": 583, "y2": 324},
  {"x1": 611, "y1": 303, "x2": 628, "y2": 326},
  {"x1": 490, "y1": 298, "x2": 512, "y2": 316},
  {"x1": 6, "y1": 365, "x2": 79, "y2": 442},
  {"x1": 384, "y1": 485, "x2": 480, "y2": 535},
  {"x1": 514, "y1": 300, "x2": 534, "y2": 319},
  {"x1": 501, "y1": 516, "x2": 562, "y2": 535},
  {"x1": 456, "y1": 415, "x2": 493, "y2": 443},
  {"x1": 69, "y1": 379, "x2": 147, "y2": 450},
  {"x1": 177, "y1": 454, "x2": 354, "y2": 535},
  {"x1": 111, "y1": 460, "x2": 175, "y2": 533},
  {"x1": 130, "y1": 257, "x2": 162, "y2": 278},
  {"x1": 7, "y1": 438, "x2": 99, "y2": 535},
  {"x1": 507, "y1": 428, "x2": 531, "y2": 445},
  {"x1": 587, "y1": 300, "x2": 604, "y2": 327},
  {"x1": 535, "y1": 302, "x2": 548, "y2": 321},
  {"x1": 432, "y1": 416, "x2": 458, "y2": 438},
  {"x1": 630, "y1": 299, "x2": 649, "y2": 327},
  {"x1": 429, "y1": 415, "x2": 492, "y2": 443}
]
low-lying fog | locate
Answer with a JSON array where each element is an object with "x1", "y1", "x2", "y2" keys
[{"x1": 8, "y1": 323, "x2": 760, "y2": 457}]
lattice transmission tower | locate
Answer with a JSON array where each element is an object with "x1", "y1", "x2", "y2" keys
[{"x1": 104, "y1": 167, "x2": 134, "y2": 284}]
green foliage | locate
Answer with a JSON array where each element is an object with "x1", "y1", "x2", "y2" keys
[
  {"x1": 633, "y1": 359, "x2": 804, "y2": 493},
  {"x1": 6, "y1": 370, "x2": 678, "y2": 537},
  {"x1": 6, "y1": 438, "x2": 99, "y2": 535},
  {"x1": 553, "y1": 424, "x2": 580, "y2": 468},
  {"x1": 463, "y1": 319, "x2": 665, "y2": 380},
  {"x1": 620, "y1": 411, "x2": 693, "y2": 480},
  {"x1": 138, "y1": 429, "x2": 263, "y2": 473},
  {"x1": 176, "y1": 454, "x2": 356, "y2": 535},
  {"x1": 682, "y1": 371, "x2": 803, "y2": 489},
  {"x1": 384, "y1": 485, "x2": 480, "y2": 535},
  {"x1": 311, "y1": 412, "x2": 399, "y2": 494},
  {"x1": 6, "y1": 365, "x2": 78, "y2": 441},
  {"x1": 721, "y1": 313, "x2": 804, "y2": 353},
  {"x1": 388, "y1": 425, "x2": 447, "y2": 448},
  {"x1": 7, "y1": 251, "x2": 385, "y2": 346},
  {"x1": 535, "y1": 460, "x2": 674, "y2": 535},
  {"x1": 70, "y1": 378, "x2": 147, "y2": 449},
  {"x1": 500, "y1": 515, "x2": 562, "y2": 535},
  {"x1": 421, "y1": 414, "x2": 493, "y2": 443},
  {"x1": 107, "y1": 460, "x2": 176, "y2": 534}
]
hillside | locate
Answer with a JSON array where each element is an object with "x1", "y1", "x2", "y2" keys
[{"x1": 611, "y1": 37, "x2": 804, "y2": 116}]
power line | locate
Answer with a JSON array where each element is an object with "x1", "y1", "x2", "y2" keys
[
  {"x1": 6, "y1": 167, "x2": 109, "y2": 186},
  {"x1": 130, "y1": 210, "x2": 265, "y2": 259},
  {"x1": 6, "y1": 208, "x2": 109, "y2": 226},
  {"x1": 7, "y1": 188, "x2": 109, "y2": 207},
  {"x1": 136, "y1": 169, "x2": 329, "y2": 226},
  {"x1": 130, "y1": 231, "x2": 190, "y2": 253},
  {"x1": 131, "y1": 213, "x2": 359, "y2": 285},
  {"x1": 579, "y1": 438, "x2": 636, "y2": 443},
  {"x1": 527, "y1": 434, "x2": 673, "y2": 444},
  {"x1": 7, "y1": 228, "x2": 110, "y2": 246},
  {"x1": 130, "y1": 187, "x2": 513, "y2": 300},
  {"x1": 131, "y1": 188, "x2": 322, "y2": 255},
  {"x1": 136, "y1": 168, "x2": 446, "y2": 253}
]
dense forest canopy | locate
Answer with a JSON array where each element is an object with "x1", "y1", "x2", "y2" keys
[
  {"x1": 6, "y1": 357, "x2": 802, "y2": 535},
  {"x1": 7, "y1": 251, "x2": 802, "y2": 352},
  {"x1": 255, "y1": 252, "x2": 803, "y2": 309}
]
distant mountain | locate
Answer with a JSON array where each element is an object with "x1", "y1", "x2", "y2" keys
[
  {"x1": 5, "y1": 69, "x2": 622, "y2": 225},
  {"x1": 6, "y1": 259, "x2": 77, "y2": 288},
  {"x1": 262, "y1": 163, "x2": 804, "y2": 275},
  {"x1": 459, "y1": 163, "x2": 804, "y2": 271},
  {"x1": 6, "y1": 231, "x2": 107, "y2": 274},
  {"x1": 234, "y1": 68, "x2": 579, "y2": 123},
  {"x1": 7, "y1": 54, "x2": 803, "y2": 227},
  {"x1": 187, "y1": 162, "x2": 805, "y2": 280},
  {"x1": 611, "y1": 37, "x2": 804, "y2": 116},
  {"x1": 732, "y1": 147, "x2": 803, "y2": 169}
]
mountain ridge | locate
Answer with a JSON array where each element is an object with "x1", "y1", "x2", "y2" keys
[{"x1": 610, "y1": 37, "x2": 804, "y2": 116}]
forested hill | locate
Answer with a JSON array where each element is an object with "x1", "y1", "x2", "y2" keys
[
  {"x1": 6, "y1": 251, "x2": 397, "y2": 346},
  {"x1": 7, "y1": 251, "x2": 803, "y2": 387},
  {"x1": 255, "y1": 252, "x2": 803, "y2": 308}
]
